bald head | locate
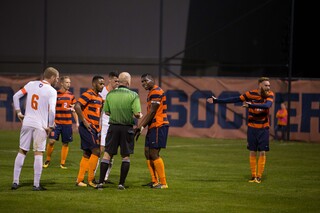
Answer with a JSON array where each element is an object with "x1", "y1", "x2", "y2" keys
[{"x1": 118, "y1": 72, "x2": 131, "y2": 86}]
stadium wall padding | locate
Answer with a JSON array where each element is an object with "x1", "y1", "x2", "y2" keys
[{"x1": 1, "y1": 75, "x2": 319, "y2": 142}]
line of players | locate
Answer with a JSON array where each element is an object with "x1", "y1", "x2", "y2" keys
[{"x1": 11, "y1": 68, "x2": 169, "y2": 190}]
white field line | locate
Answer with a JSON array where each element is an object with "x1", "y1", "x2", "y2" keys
[{"x1": 0, "y1": 142, "x2": 295, "y2": 153}]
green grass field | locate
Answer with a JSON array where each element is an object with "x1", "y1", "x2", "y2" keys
[{"x1": 0, "y1": 130, "x2": 319, "y2": 213}]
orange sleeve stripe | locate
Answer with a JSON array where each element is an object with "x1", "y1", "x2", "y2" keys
[{"x1": 21, "y1": 88, "x2": 27, "y2": 95}]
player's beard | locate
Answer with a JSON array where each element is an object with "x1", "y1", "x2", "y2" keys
[{"x1": 261, "y1": 89, "x2": 269, "y2": 98}]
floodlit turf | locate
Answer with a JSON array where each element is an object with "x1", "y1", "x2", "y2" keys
[{"x1": 0, "y1": 130, "x2": 319, "y2": 212}]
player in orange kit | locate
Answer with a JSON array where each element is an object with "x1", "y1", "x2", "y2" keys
[
  {"x1": 43, "y1": 76, "x2": 79, "y2": 169},
  {"x1": 135, "y1": 73, "x2": 169, "y2": 189},
  {"x1": 207, "y1": 77, "x2": 274, "y2": 183}
]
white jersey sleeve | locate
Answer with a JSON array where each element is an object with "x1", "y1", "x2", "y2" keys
[
  {"x1": 13, "y1": 89, "x2": 25, "y2": 110},
  {"x1": 48, "y1": 88, "x2": 57, "y2": 128}
]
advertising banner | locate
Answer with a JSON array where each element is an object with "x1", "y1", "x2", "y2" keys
[{"x1": 1, "y1": 74, "x2": 319, "y2": 142}]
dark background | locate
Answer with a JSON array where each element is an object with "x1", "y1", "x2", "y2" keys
[
  {"x1": 181, "y1": 0, "x2": 314, "y2": 78},
  {"x1": 0, "y1": 0, "x2": 315, "y2": 78}
]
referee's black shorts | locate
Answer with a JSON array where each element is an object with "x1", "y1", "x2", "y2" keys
[{"x1": 105, "y1": 124, "x2": 135, "y2": 156}]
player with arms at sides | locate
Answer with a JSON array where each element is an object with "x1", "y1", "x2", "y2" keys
[
  {"x1": 97, "y1": 72, "x2": 143, "y2": 190},
  {"x1": 12, "y1": 67, "x2": 59, "y2": 191},
  {"x1": 207, "y1": 77, "x2": 274, "y2": 183},
  {"x1": 134, "y1": 73, "x2": 169, "y2": 189},
  {"x1": 43, "y1": 76, "x2": 79, "y2": 169},
  {"x1": 74, "y1": 76, "x2": 105, "y2": 188},
  {"x1": 97, "y1": 71, "x2": 119, "y2": 183},
  {"x1": 274, "y1": 102, "x2": 288, "y2": 141}
]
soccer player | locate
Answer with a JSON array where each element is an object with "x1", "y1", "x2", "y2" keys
[
  {"x1": 97, "y1": 72, "x2": 143, "y2": 190},
  {"x1": 134, "y1": 73, "x2": 170, "y2": 189},
  {"x1": 74, "y1": 76, "x2": 105, "y2": 188},
  {"x1": 43, "y1": 76, "x2": 79, "y2": 169},
  {"x1": 11, "y1": 67, "x2": 59, "y2": 191},
  {"x1": 97, "y1": 71, "x2": 119, "y2": 183},
  {"x1": 207, "y1": 77, "x2": 274, "y2": 183}
]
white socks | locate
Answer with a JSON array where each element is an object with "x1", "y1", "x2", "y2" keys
[
  {"x1": 13, "y1": 153, "x2": 44, "y2": 187},
  {"x1": 34, "y1": 155, "x2": 43, "y2": 187},
  {"x1": 13, "y1": 152, "x2": 26, "y2": 184}
]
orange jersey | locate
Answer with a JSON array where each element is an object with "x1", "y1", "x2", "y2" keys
[
  {"x1": 276, "y1": 109, "x2": 288, "y2": 126},
  {"x1": 55, "y1": 90, "x2": 76, "y2": 125},
  {"x1": 147, "y1": 85, "x2": 169, "y2": 129},
  {"x1": 77, "y1": 89, "x2": 103, "y2": 132},
  {"x1": 240, "y1": 89, "x2": 274, "y2": 129}
]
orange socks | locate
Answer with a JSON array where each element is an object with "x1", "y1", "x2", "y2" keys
[
  {"x1": 46, "y1": 143, "x2": 69, "y2": 165},
  {"x1": 77, "y1": 156, "x2": 89, "y2": 183},
  {"x1": 249, "y1": 155, "x2": 266, "y2": 178},
  {"x1": 77, "y1": 155, "x2": 99, "y2": 183},
  {"x1": 45, "y1": 143, "x2": 54, "y2": 161},
  {"x1": 147, "y1": 160, "x2": 159, "y2": 183},
  {"x1": 249, "y1": 155, "x2": 257, "y2": 178},
  {"x1": 60, "y1": 145, "x2": 69, "y2": 165},
  {"x1": 257, "y1": 155, "x2": 266, "y2": 178},
  {"x1": 153, "y1": 157, "x2": 167, "y2": 185},
  {"x1": 88, "y1": 154, "x2": 99, "y2": 182}
]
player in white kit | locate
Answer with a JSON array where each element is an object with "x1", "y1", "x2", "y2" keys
[
  {"x1": 11, "y1": 67, "x2": 59, "y2": 191},
  {"x1": 98, "y1": 71, "x2": 119, "y2": 183}
]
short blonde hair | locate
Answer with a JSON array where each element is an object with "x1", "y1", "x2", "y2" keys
[
  {"x1": 60, "y1": 76, "x2": 70, "y2": 82},
  {"x1": 43, "y1": 67, "x2": 59, "y2": 79},
  {"x1": 258, "y1": 77, "x2": 269, "y2": 83}
]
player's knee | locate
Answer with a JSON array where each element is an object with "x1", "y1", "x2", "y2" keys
[{"x1": 49, "y1": 139, "x2": 56, "y2": 145}]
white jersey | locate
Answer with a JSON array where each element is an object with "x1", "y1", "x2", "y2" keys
[
  {"x1": 99, "y1": 86, "x2": 110, "y2": 127},
  {"x1": 99, "y1": 86, "x2": 111, "y2": 145},
  {"x1": 13, "y1": 80, "x2": 57, "y2": 129}
]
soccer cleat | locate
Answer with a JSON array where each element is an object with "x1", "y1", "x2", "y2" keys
[
  {"x1": 76, "y1": 181, "x2": 87, "y2": 187},
  {"x1": 118, "y1": 184, "x2": 125, "y2": 190},
  {"x1": 60, "y1": 164, "x2": 68, "y2": 169},
  {"x1": 152, "y1": 182, "x2": 160, "y2": 188},
  {"x1": 255, "y1": 177, "x2": 261, "y2": 183},
  {"x1": 11, "y1": 183, "x2": 19, "y2": 190},
  {"x1": 142, "y1": 182, "x2": 155, "y2": 187},
  {"x1": 43, "y1": 160, "x2": 50, "y2": 168},
  {"x1": 153, "y1": 183, "x2": 168, "y2": 189},
  {"x1": 248, "y1": 177, "x2": 256, "y2": 183},
  {"x1": 96, "y1": 183, "x2": 104, "y2": 190},
  {"x1": 32, "y1": 185, "x2": 47, "y2": 191},
  {"x1": 88, "y1": 181, "x2": 97, "y2": 188}
]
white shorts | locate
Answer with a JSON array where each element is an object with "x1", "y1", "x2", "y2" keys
[
  {"x1": 100, "y1": 122, "x2": 110, "y2": 147},
  {"x1": 19, "y1": 126, "x2": 47, "y2": 152}
]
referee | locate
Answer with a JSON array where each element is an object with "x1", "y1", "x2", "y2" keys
[{"x1": 97, "y1": 72, "x2": 143, "y2": 190}]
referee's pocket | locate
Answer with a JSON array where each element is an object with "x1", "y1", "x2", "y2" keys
[{"x1": 127, "y1": 128, "x2": 134, "y2": 143}]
